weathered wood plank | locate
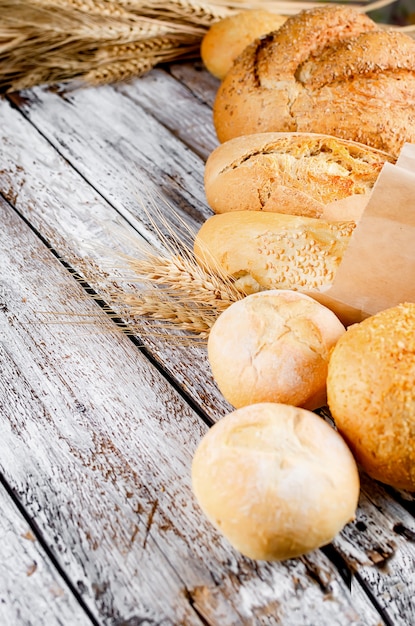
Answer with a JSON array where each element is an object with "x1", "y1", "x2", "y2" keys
[
  {"x1": 8, "y1": 80, "x2": 212, "y2": 234},
  {"x1": 169, "y1": 61, "x2": 220, "y2": 111},
  {"x1": 0, "y1": 196, "x2": 384, "y2": 625},
  {"x1": 332, "y1": 475, "x2": 415, "y2": 625},
  {"x1": 0, "y1": 198, "x2": 207, "y2": 626},
  {"x1": 0, "y1": 92, "x2": 231, "y2": 421},
  {"x1": 0, "y1": 481, "x2": 92, "y2": 625},
  {"x1": 115, "y1": 66, "x2": 219, "y2": 161}
]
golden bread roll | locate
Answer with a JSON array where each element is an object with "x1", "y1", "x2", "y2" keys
[
  {"x1": 213, "y1": 5, "x2": 415, "y2": 156},
  {"x1": 192, "y1": 402, "x2": 360, "y2": 561},
  {"x1": 193, "y1": 211, "x2": 355, "y2": 295},
  {"x1": 204, "y1": 132, "x2": 395, "y2": 218},
  {"x1": 201, "y1": 10, "x2": 287, "y2": 80},
  {"x1": 208, "y1": 290, "x2": 346, "y2": 410},
  {"x1": 327, "y1": 303, "x2": 415, "y2": 491}
]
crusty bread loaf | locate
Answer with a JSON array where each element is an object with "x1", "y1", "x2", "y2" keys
[
  {"x1": 193, "y1": 211, "x2": 355, "y2": 295},
  {"x1": 208, "y1": 290, "x2": 346, "y2": 410},
  {"x1": 213, "y1": 5, "x2": 415, "y2": 156},
  {"x1": 204, "y1": 132, "x2": 395, "y2": 218},
  {"x1": 201, "y1": 10, "x2": 287, "y2": 80},
  {"x1": 327, "y1": 303, "x2": 415, "y2": 491},
  {"x1": 192, "y1": 402, "x2": 360, "y2": 561}
]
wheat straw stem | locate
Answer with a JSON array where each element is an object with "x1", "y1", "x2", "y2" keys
[{"x1": 119, "y1": 292, "x2": 215, "y2": 337}]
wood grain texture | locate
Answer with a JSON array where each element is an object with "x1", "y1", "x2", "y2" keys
[
  {"x1": 115, "y1": 67, "x2": 219, "y2": 161},
  {"x1": 0, "y1": 197, "x2": 383, "y2": 625},
  {"x1": 0, "y1": 482, "x2": 92, "y2": 625},
  {"x1": 169, "y1": 61, "x2": 220, "y2": 111},
  {"x1": 0, "y1": 92, "x2": 232, "y2": 422}
]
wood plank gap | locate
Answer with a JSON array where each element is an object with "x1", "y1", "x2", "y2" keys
[
  {"x1": 353, "y1": 570, "x2": 396, "y2": 626},
  {"x1": 4, "y1": 94, "x2": 159, "y2": 249},
  {"x1": 182, "y1": 588, "x2": 215, "y2": 626},
  {"x1": 0, "y1": 470, "x2": 100, "y2": 626},
  {"x1": 321, "y1": 544, "x2": 353, "y2": 591},
  {"x1": 383, "y1": 486, "x2": 415, "y2": 520},
  {"x1": 5, "y1": 90, "x2": 208, "y2": 241}
]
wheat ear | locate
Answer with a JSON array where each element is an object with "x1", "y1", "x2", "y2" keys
[{"x1": 94, "y1": 189, "x2": 247, "y2": 338}]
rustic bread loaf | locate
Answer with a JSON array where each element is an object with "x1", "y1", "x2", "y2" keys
[
  {"x1": 192, "y1": 402, "x2": 360, "y2": 561},
  {"x1": 201, "y1": 10, "x2": 286, "y2": 80},
  {"x1": 208, "y1": 290, "x2": 346, "y2": 410},
  {"x1": 327, "y1": 303, "x2": 415, "y2": 491},
  {"x1": 193, "y1": 211, "x2": 355, "y2": 295},
  {"x1": 213, "y1": 5, "x2": 415, "y2": 156},
  {"x1": 204, "y1": 132, "x2": 395, "y2": 218}
]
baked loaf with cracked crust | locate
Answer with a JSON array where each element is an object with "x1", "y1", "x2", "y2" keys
[
  {"x1": 207, "y1": 290, "x2": 346, "y2": 410},
  {"x1": 201, "y1": 10, "x2": 287, "y2": 80},
  {"x1": 204, "y1": 132, "x2": 395, "y2": 218},
  {"x1": 213, "y1": 5, "x2": 415, "y2": 156},
  {"x1": 192, "y1": 402, "x2": 360, "y2": 561},
  {"x1": 193, "y1": 211, "x2": 355, "y2": 295},
  {"x1": 327, "y1": 303, "x2": 415, "y2": 491}
]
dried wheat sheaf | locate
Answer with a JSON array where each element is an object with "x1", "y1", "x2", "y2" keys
[
  {"x1": 0, "y1": 0, "x2": 399, "y2": 92},
  {"x1": 103, "y1": 206, "x2": 248, "y2": 340}
]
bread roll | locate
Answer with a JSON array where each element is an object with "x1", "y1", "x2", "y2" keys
[
  {"x1": 194, "y1": 211, "x2": 355, "y2": 295},
  {"x1": 208, "y1": 290, "x2": 345, "y2": 410},
  {"x1": 204, "y1": 132, "x2": 394, "y2": 218},
  {"x1": 201, "y1": 10, "x2": 286, "y2": 80},
  {"x1": 192, "y1": 402, "x2": 360, "y2": 561},
  {"x1": 213, "y1": 5, "x2": 415, "y2": 156},
  {"x1": 327, "y1": 303, "x2": 415, "y2": 491}
]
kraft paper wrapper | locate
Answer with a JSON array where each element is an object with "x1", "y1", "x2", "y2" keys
[{"x1": 308, "y1": 143, "x2": 415, "y2": 326}]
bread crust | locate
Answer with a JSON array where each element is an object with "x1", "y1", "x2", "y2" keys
[
  {"x1": 201, "y1": 10, "x2": 286, "y2": 80},
  {"x1": 207, "y1": 290, "x2": 346, "y2": 409},
  {"x1": 327, "y1": 303, "x2": 415, "y2": 491},
  {"x1": 193, "y1": 211, "x2": 355, "y2": 294},
  {"x1": 204, "y1": 132, "x2": 395, "y2": 218},
  {"x1": 191, "y1": 402, "x2": 360, "y2": 561},
  {"x1": 213, "y1": 6, "x2": 415, "y2": 156}
]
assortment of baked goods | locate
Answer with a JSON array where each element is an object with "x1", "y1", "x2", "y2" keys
[
  {"x1": 189, "y1": 4, "x2": 415, "y2": 562},
  {"x1": 212, "y1": 5, "x2": 415, "y2": 156},
  {"x1": 192, "y1": 402, "x2": 360, "y2": 561}
]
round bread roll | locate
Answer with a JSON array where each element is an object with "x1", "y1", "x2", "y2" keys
[
  {"x1": 194, "y1": 210, "x2": 355, "y2": 296},
  {"x1": 213, "y1": 5, "x2": 415, "y2": 156},
  {"x1": 201, "y1": 10, "x2": 287, "y2": 80},
  {"x1": 327, "y1": 303, "x2": 415, "y2": 491},
  {"x1": 208, "y1": 290, "x2": 346, "y2": 410},
  {"x1": 192, "y1": 402, "x2": 360, "y2": 561},
  {"x1": 204, "y1": 132, "x2": 394, "y2": 218}
]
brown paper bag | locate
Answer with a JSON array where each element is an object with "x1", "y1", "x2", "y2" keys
[{"x1": 309, "y1": 144, "x2": 415, "y2": 326}]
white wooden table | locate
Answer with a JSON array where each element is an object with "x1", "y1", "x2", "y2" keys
[{"x1": 1, "y1": 59, "x2": 415, "y2": 626}]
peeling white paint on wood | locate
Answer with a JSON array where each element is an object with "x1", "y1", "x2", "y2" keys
[{"x1": 0, "y1": 482, "x2": 92, "y2": 625}]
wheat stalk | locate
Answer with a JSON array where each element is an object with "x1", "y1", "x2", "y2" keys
[
  {"x1": 114, "y1": 262, "x2": 245, "y2": 338},
  {"x1": 0, "y1": 0, "x2": 400, "y2": 93},
  {"x1": 103, "y1": 203, "x2": 247, "y2": 337},
  {"x1": 0, "y1": 0, "x2": 229, "y2": 92}
]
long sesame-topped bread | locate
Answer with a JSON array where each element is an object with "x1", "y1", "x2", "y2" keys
[
  {"x1": 204, "y1": 132, "x2": 395, "y2": 218},
  {"x1": 213, "y1": 5, "x2": 415, "y2": 156},
  {"x1": 193, "y1": 211, "x2": 355, "y2": 295}
]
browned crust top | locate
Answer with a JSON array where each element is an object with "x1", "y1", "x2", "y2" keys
[{"x1": 298, "y1": 31, "x2": 415, "y2": 89}]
